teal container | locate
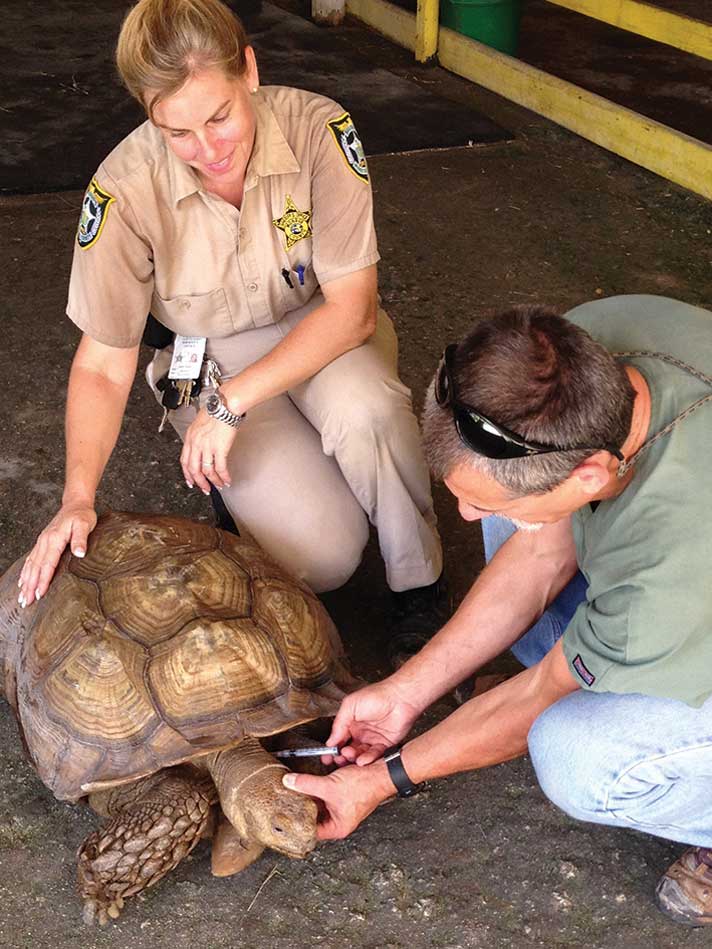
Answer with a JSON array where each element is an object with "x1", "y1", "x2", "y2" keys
[{"x1": 440, "y1": 0, "x2": 522, "y2": 55}]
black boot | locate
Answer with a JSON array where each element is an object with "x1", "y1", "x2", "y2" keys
[
  {"x1": 209, "y1": 485, "x2": 240, "y2": 536},
  {"x1": 388, "y1": 574, "x2": 451, "y2": 670}
]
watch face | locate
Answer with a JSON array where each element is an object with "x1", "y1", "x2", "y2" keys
[{"x1": 206, "y1": 394, "x2": 220, "y2": 414}]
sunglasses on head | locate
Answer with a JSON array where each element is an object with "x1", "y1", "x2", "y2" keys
[{"x1": 435, "y1": 344, "x2": 624, "y2": 461}]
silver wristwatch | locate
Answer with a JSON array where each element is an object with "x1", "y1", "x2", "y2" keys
[{"x1": 205, "y1": 391, "x2": 245, "y2": 428}]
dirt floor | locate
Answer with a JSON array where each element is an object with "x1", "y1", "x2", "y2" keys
[{"x1": 1, "y1": 5, "x2": 712, "y2": 949}]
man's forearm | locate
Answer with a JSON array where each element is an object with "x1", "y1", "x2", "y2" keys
[
  {"x1": 399, "y1": 641, "x2": 579, "y2": 785},
  {"x1": 391, "y1": 521, "x2": 578, "y2": 712}
]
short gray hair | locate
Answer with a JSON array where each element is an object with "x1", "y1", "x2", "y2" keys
[{"x1": 421, "y1": 306, "x2": 635, "y2": 496}]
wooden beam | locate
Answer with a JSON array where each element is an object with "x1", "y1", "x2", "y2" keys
[
  {"x1": 415, "y1": 0, "x2": 439, "y2": 62},
  {"x1": 437, "y1": 26, "x2": 712, "y2": 200},
  {"x1": 345, "y1": 0, "x2": 712, "y2": 200},
  {"x1": 312, "y1": 0, "x2": 346, "y2": 26},
  {"x1": 546, "y1": 0, "x2": 712, "y2": 60},
  {"x1": 346, "y1": 0, "x2": 416, "y2": 50}
]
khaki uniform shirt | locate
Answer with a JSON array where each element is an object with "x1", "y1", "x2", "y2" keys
[{"x1": 67, "y1": 86, "x2": 380, "y2": 348}]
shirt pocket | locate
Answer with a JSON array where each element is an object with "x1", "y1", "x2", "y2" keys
[{"x1": 150, "y1": 288, "x2": 234, "y2": 338}]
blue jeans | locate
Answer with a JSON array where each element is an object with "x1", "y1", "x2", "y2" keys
[{"x1": 483, "y1": 516, "x2": 712, "y2": 847}]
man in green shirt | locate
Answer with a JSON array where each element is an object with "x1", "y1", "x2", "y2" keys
[{"x1": 282, "y1": 295, "x2": 712, "y2": 927}]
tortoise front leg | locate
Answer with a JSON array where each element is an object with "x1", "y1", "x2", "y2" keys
[
  {"x1": 211, "y1": 813, "x2": 265, "y2": 877},
  {"x1": 78, "y1": 765, "x2": 216, "y2": 925}
]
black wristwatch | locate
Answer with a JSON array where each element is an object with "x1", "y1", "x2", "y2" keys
[
  {"x1": 205, "y1": 391, "x2": 245, "y2": 429},
  {"x1": 383, "y1": 746, "x2": 420, "y2": 798}
]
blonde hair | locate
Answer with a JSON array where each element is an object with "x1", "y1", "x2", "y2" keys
[{"x1": 116, "y1": 0, "x2": 249, "y2": 119}]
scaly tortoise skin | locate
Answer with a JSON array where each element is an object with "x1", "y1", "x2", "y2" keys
[{"x1": 0, "y1": 512, "x2": 354, "y2": 924}]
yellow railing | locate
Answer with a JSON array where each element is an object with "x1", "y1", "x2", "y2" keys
[
  {"x1": 546, "y1": 0, "x2": 712, "y2": 60},
  {"x1": 344, "y1": 0, "x2": 712, "y2": 201},
  {"x1": 415, "y1": 0, "x2": 439, "y2": 60}
]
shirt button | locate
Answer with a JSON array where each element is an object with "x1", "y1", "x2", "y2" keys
[
  {"x1": 247, "y1": 282, "x2": 258, "y2": 293},
  {"x1": 180, "y1": 299, "x2": 191, "y2": 310},
  {"x1": 239, "y1": 227, "x2": 247, "y2": 240}
]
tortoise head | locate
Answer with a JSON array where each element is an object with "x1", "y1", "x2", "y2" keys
[
  {"x1": 249, "y1": 783, "x2": 318, "y2": 858},
  {"x1": 207, "y1": 740, "x2": 319, "y2": 858}
]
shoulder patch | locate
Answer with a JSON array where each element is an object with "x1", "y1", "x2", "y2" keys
[
  {"x1": 326, "y1": 112, "x2": 369, "y2": 183},
  {"x1": 77, "y1": 178, "x2": 116, "y2": 249}
]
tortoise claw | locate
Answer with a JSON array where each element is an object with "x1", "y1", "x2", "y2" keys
[{"x1": 82, "y1": 899, "x2": 97, "y2": 927}]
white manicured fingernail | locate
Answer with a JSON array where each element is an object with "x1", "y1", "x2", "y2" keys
[
  {"x1": 35, "y1": 590, "x2": 41, "y2": 601},
  {"x1": 74, "y1": 548, "x2": 86, "y2": 558},
  {"x1": 17, "y1": 577, "x2": 23, "y2": 588},
  {"x1": 186, "y1": 481, "x2": 194, "y2": 489},
  {"x1": 282, "y1": 774, "x2": 296, "y2": 789}
]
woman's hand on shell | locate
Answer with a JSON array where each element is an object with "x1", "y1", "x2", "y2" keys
[
  {"x1": 18, "y1": 504, "x2": 97, "y2": 607},
  {"x1": 181, "y1": 410, "x2": 237, "y2": 494}
]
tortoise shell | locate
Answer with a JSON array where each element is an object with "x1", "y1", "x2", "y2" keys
[{"x1": 1, "y1": 513, "x2": 351, "y2": 801}]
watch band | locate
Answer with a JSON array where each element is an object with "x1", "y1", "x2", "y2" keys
[
  {"x1": 383, "y1": 746, "x2": 419, "y2": 798},
  {"x1": 206, "y1": 392, "x2": 245, "y2": 429}
]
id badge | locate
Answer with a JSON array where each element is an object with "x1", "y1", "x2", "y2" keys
[{"x1": 168, "y1": 334, "x2": 207, "y2": 380}]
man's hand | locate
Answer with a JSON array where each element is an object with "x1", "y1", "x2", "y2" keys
[
  {"x1": 18, "y1": 503, "x2": 97, "y2": 606},
  {"x1": 181, "y1": 410, "x2": 238, "y2": 494},
  {"x1": 283, "y1": 760, "x2": 394, "y2": 840},
  {"x1": 326, "y1": 679, "x2": 423, "y2": 767}
]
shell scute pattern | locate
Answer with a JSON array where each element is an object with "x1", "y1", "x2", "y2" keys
[
  {"x1": 251, "y1": 579, "x2": 336, "y2": 690},
  {"x1": 69, "y1": 514, "x2": 216, "y2": 583},
  {"x1": 24, "y1": 570, "x2": 103, "y2": 693},
  {"x1": 46, "y1": 621, "x2": 155, "y2": 742},
  {"x1": 5, "y1": 512, "x2": 350, "y2": 801},
  {"x1": 96, "y1": 549, "x2": 252, "y2": 647},
  {"x1": 148, "y1": 617, "x2": 288, "y2": 741}
]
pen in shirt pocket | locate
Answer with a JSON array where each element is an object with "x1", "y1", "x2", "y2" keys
[{"x1": 281, "y1": 265, "x2": 306, "y2": 288}]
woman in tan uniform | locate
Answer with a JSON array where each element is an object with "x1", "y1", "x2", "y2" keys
[{"x1": 18, "y1": 0, "x2": 442, "y2": 623}]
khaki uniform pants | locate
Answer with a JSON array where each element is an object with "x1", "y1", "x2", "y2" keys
[{"x1": 147, "y1": 296, "x2": 442, "y2": 593}]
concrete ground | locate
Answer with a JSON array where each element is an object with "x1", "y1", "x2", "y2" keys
[{"x1": 1, "y1": 7, "x2": 712, "y2": 949}]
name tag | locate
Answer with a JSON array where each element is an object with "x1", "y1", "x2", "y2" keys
[{"x1": 169, "y1": 335, "x2": 207, "y2": 380}]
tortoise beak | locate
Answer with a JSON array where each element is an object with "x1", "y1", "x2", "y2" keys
[{"x1": 275, "y1": 834, "x2": 317, "y2": 859}]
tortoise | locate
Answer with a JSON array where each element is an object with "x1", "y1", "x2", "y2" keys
[{"x1": 0, "y1": 512, "x2": 355, "y2": 924}]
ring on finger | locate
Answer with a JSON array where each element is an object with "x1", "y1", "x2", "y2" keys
[{"x1": 202, "y1": 460, "x2": 214, "y2": 470}]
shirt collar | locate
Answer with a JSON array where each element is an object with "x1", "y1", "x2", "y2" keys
[
  {"x1": 247, "y1": 90, "x2": 301, "y2": 180},
  {"x1": 166, "y1": 89, "x2": 300, "y2": 206},
  {"x1": 166, "y1": 139, "x2": 202, "y2": 206}
]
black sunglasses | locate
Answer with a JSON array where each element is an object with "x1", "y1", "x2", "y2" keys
[{"x1": 435, "y1": 344, "x2": 624, "y2": 461}]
